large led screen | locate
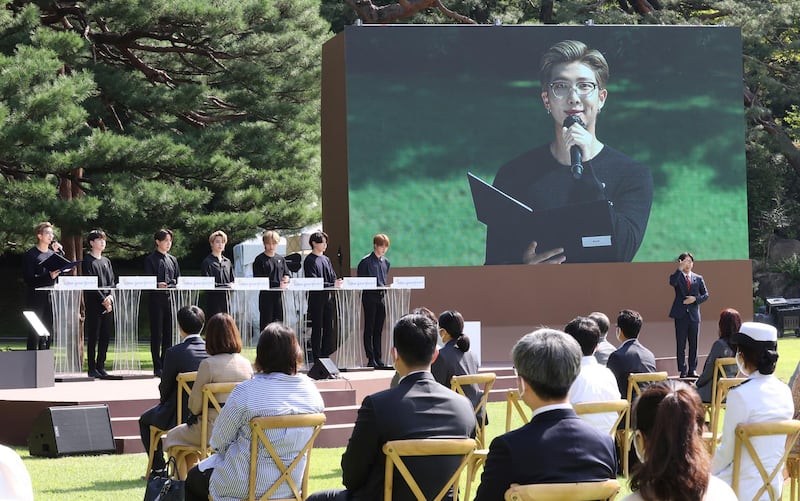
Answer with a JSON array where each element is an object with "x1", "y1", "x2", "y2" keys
[{"x1": 344, "y1": 25, "x2": 748, "y2": 267}]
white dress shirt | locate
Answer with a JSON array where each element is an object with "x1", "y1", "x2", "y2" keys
[{"x1": 569, "y1": 356, "x2": 622, "y2": 434}]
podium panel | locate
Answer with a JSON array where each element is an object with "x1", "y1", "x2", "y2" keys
[{"x1": 0, "y1": 350, "x2": 54, "y2": 389}]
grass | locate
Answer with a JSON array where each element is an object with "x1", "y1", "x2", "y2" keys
[{"x1": 16, "y1": 336, "x2": 800, "y2": 500}]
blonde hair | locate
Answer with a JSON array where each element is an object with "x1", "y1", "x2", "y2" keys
[
  {"x1": 262, "y1": 230, "x2": 280, "y2": 245},
  {"x1": 209, "y1": 230, "x2": 228, "y2": 245},
  {"x1": 34, "y1": 221, "x2": 54, "y2": 236},
  {"x1": 373, "y1": 233, "x2": 390, "y2": 247}
]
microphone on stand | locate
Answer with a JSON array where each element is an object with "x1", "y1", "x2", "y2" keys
[{"x1": 563, "y1": 115, "x2": 586, "y2": 180}]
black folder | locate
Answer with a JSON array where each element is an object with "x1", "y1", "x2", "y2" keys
[
  {"x1": 41, "y1": 253, "x2": 80, "y2": 273},
  {"x1": 468, "y1": 172, "x2": 617, "y2": 263}
]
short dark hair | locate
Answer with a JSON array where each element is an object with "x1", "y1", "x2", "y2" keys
[
  {"x1": 87, "y1": 229, "x2": 106, "y2": 245},
  {"x1": 308, "y1": 231, "x2": 328, "y2": 245},
  {"x1": 617, "y1": 309, "x2": 643, "y2": 339},
  {"x1": 393, "y1": 313, "x2": 437, "y2": 367},
  {"x1": 564, "y1": 316, "x2": 601, "y2": 356},
  {"x1": 154, "y1": 228, "x2": 173, "y2": 242},
  {"x1": 255, "y1": 322, "x2": 303, "y2": 375},
  {"x1": 588, "y1": 311, "x2": 610, "y2": 336},
  {"x1": 204, "y1": 313, "x2": 243, "y2": 356},
  {"x1": 678, "y1": 252, "x2": 694, "y2": 262},
  {"x1": 176, "y1": 305, "x2": 205, "y2": 335}
]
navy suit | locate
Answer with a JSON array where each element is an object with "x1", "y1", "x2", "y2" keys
[
  {"x1": 669, "y1": 270, "x2": 709, "y2": 374},
  {"x1": 473, "y1": 407, "x2": 617, "y2": 501},
  {"x1": 606, "y1": 339, "x2": 657, "y2": 397},
  {"x1": 139, "y1": 335, "x2": 208, "y2": 472},
  {"x1": 307, "y1": 371, "x2": 476, "y2": 501}
]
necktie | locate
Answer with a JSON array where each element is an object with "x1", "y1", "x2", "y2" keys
[{"x1": 685, "y1": 274, "x2": 691, "y2": 292}]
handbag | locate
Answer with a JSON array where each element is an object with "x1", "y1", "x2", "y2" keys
[{"x1": 143, "y1": 457, "x2": 185, "y2": 501}]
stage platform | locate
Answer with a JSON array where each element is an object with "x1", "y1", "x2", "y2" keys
[{"x1": 0, "y1": 366, "x2": 515, "y2": 453}]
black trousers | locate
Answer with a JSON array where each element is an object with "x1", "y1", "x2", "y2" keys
[
  {"x1": 185, "y1": 465, "x2": 212, "y2": 501},
  {"x1": 258, "y1": 290, "x2": 284, "y2": 330},
  {"x1": 361, "y1": 292, "x2": 386, "y2": 365},
  {"x1": 307, "y1": 291, "x2": 335, "y2": 360},
  {"x1": 149, "y1": 293, "x2": 173, "y2": 373},
  {"x1": 85, "y1": 301, "x2": 112, "y2": 371}
]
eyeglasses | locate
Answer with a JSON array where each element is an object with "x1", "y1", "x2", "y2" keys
[{"x1": 548, "y1": 80, "x2": 598, "y2": 99}]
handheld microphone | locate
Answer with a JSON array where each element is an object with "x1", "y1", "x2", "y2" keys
[{"x1": 563, "y1": 115, "x2": 585, "y2": 180}]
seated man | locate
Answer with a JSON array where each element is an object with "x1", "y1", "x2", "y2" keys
[
  {"x1": 474, "y1": 328, "x2": 617, "y2": 500},
  {"x1": 307, "y1": 313, "x2": 476, "y2": 501},
  {"x1": 564, "y1": 316, "x2": 621, "y2": 433},
  {"x1": 589, "y1": 311, "x2": 616, "y2": 366},
  {"x1": 139, "y1": 305, "x2": 209, "y2": 478},
  {"x1": 606, "y1": 309, "x2": 656, "y2": 396}
]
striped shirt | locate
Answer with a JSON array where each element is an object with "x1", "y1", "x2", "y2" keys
[{"x1": 208, "y1": 372, "x2": 324, "y2": 501}]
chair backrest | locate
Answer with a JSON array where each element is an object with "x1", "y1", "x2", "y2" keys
[
  {"x1": 199, "y1": 381, "x2": 240, "y2": 455},
  {"x1": 732, "y1": 419, "x2": 800, "y2": 501},
  {"x1": 248, "y1": 413, "x2": 327, "y2": 501},
  {"x1": 505, "y1": 389, "x2": 529, "y2": 432},
  {"x1": 708, "y1": 377, "x2": 748, "y2": 449},
  {"x1": 504, "y1": 479, "x2": 621, "y2": 501},
  {"x1": 624, "y1": 372, "x2": 668, "y2": 428},
  {"x1": 709, "y1": 357, "x2": 738, "y2": 411},
  {"x1": 382, "y1": 438, "x2": 476, "y2": 501},
  {"x1": 573, "y1": 400, "x2": 629, "y2": 436},
  {"x1": 176, "y1": 371, "x2": 198, "y2": 422},
  {"x1": 451, "y1": 373, "x2": 496, "y2": 449}
]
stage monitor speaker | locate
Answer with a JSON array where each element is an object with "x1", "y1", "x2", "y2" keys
[
  {"x1": 308, "y1": 358, "x2": 340, "y2": 380},
  {"x1": 28, "y1": 404, "x2": 116, "y2": 457}
]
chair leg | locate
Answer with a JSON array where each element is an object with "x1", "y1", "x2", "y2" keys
[{"x1": 145, "y1": 426, "x2": 165, "y2": 478}]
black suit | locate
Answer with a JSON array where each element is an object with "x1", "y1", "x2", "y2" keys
[
  {"x1": 307, "y1": 372, "x2": 476, "y2": 501},
  {"x1": 668, "y1": 270, "x2": 709, "y2": 375},
  {"x1": 606, "y1": 339, "x2": 657, "y2": 396},
  {"x1": 139, "y1": 335, "x2": 208, "y2": 472},
  {"x1": 474, "y1": 407, "x2": 617, "y2": 501}
]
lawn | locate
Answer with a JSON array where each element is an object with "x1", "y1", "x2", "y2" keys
[{"x1": 16, "y1": 336, "x2": 800, "y2": 500}]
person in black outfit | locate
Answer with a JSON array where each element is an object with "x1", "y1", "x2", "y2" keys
[
  {"x1": 22, "y1": 221, "x2": 64, "y2": 350},
  {"x1": 252, "y1": 230, "x2": 290, "y2": 329},
  {"x1": 82, "y1": 230, "x2": 115, "y2": 378},
  {"x1": 200, "y1": 230, "x2": 234, "y2": 317},
  {"x1": 357, "y1": 233, "x2": 391, "y2": 368},
  {"x1": 303, "y1": 231, "x2": 342, "y2": 360},
  {"x1": 144, "y1": 229, "x2": 181, "y2": 377},
  {"x1": 485, "y1": 40, "x2": 652, "y2": 265}
]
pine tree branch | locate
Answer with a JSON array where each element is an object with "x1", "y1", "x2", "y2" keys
[{"x1": 345, "y1": 0, "x2": 476, "y2": 24}]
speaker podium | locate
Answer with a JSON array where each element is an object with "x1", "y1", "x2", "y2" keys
[
  {"x1": 308, "y1": 358, "x2": 340, "y2": 380},
  {"x1": 0, "y1": 350, "x2": 54, "y2": 389},
  {"x1": 28, "y1": 405, "x2": 116, "y2": 457}
]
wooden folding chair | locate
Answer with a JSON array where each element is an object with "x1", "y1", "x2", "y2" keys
[
  {"x1": 505, "y1": 389, "x2": 529, "y2": 432},
  {"x1": 382, "y1": 438, "x2": 476, "y2": 501},
  {"x1": 504, "y1": 479, "x2": 621, "y2": 501},
  {"x1": 246, "y1": 413, "x2": 326, "y2": 501},
  {"x1": 451, "y1": 373, "x2": 495, "y2": 501},
  {"x1": 703, "y1": 377, "x2": 747, "y2": 455},
  {"x1": 168, "y1": 381, "x2": 239, "y2": 479},
  {"x1": 702, "y1": 357, "x2": 737, "y2": 423},
  {"x1": 732, "y1": 419, "x2": 800, "y2": 501},
  {"x1": 573, "y1": 400, "x2": 629, "y2": 436},
  {"x1": 145, "y1": 371, "x2": 197, "y2": 478},
  {"x1": 618, "y1": 371, "x2": 668, "y2": 477},
  {"x1": 788, "y1": 452, "x2": 800, "y2": 501}
]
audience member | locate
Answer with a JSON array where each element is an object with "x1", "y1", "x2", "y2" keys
[
  {"x1": 0, "y1": 444, "x2": 33, "y2": 501},
  {"x1": 694, "y1": 308, "x2": 740, "y2": 403},
  {"x1": 390, "y1": 306, "x2": 438, "y2": 388},
  {"x1": 622, "y1": 380, "x2": 736, "y2": 501},
  {"x1": 712, "y1": 322, "x2": 793, "y2": 501},
  {"x1": 306, "y1": 313, "x2": 476, "y2": 501},
  {"x1": 606, "y1": 309, "x2": 656, "y2": 396},
  {"x1": 564, "y1": 316, "x2": 621, "y2": 433},
  {"x1": 139, "y1": 305, "x2": 209, "y2": 478},
  {"x1": 431, "y1": 310, "x2": 484, "y2": 422},
  {"x1": 589, "y1": 311, "x2": 615, "y2": 365},
  {"x1": 184, "y1": 323, "x2": 324, "y2": 501},
  {"x1": 473, "y1": 328, "x2": 617, "y2": 500},
  {"x1": 164, "y1": 313, "x2": 253, "y2": 468}
]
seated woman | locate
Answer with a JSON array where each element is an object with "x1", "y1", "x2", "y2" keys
[
  {"x1": 694, "y1": 308, "x2": 740, "y2": 403},
  {"x1": 185, "y1": 322, "x2": 325, "y2": 501},
  {"x1": 623, "y1": 379, "x2": 736, "y2": 501},
  {"x1": 431, "y1": 310, "x2": 484, "y2": 422},
  {"x1": 711, "y1": 322, "x2": 793, "y2": 501},
  {"x1": 164, "y1": 313, "x2": 253, "y2": 460}
]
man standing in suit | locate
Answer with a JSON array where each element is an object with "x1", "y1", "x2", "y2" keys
[
  {"x1": 306, "y1": 313, "x2": 476, "y2": 501},
  {"x1": 606, "y1": 309, "x2": 657, "y2": 396},
  {"x1": 144, "y1": 229, "x2": 181, "y2": 376},
  {"x1": 357, "y1": 233, "x2": 391, "y2": 368},
  {"x1": 669, "y1": 252, "x2": 709, "y2": 378},
  {"x1": 474, "y1": 329, "x2": 617, "y2": 500},
  {"x1": 139, "y1": 305, "x2": 209, "y2": 478}
]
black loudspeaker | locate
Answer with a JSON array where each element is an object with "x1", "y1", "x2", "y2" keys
[
  {"x1": 28, "y1": 404, "x2": 116, "y2": 457},
  {"x1": 308, "y1": 358, "x2": 340, "y2": 380}
]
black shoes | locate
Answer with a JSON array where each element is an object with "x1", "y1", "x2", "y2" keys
[
  {"x1": 689, "y1": 371, "x2": 700, "y2": 378},
  {"x1": 88, "y1": 368, "x2": 101, "y2": 378}
]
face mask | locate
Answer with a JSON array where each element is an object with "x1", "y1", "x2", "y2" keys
[
  {"x1": 633, "y1": 431, "x2": 646, "y2": 463},
  {"x1": 736, "y1": 351, "x2": 750, "y2": 376}
]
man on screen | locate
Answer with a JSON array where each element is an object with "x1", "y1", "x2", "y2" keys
[{"x1": 484, "y1": 39, "x2": 653, "y2": 265}]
